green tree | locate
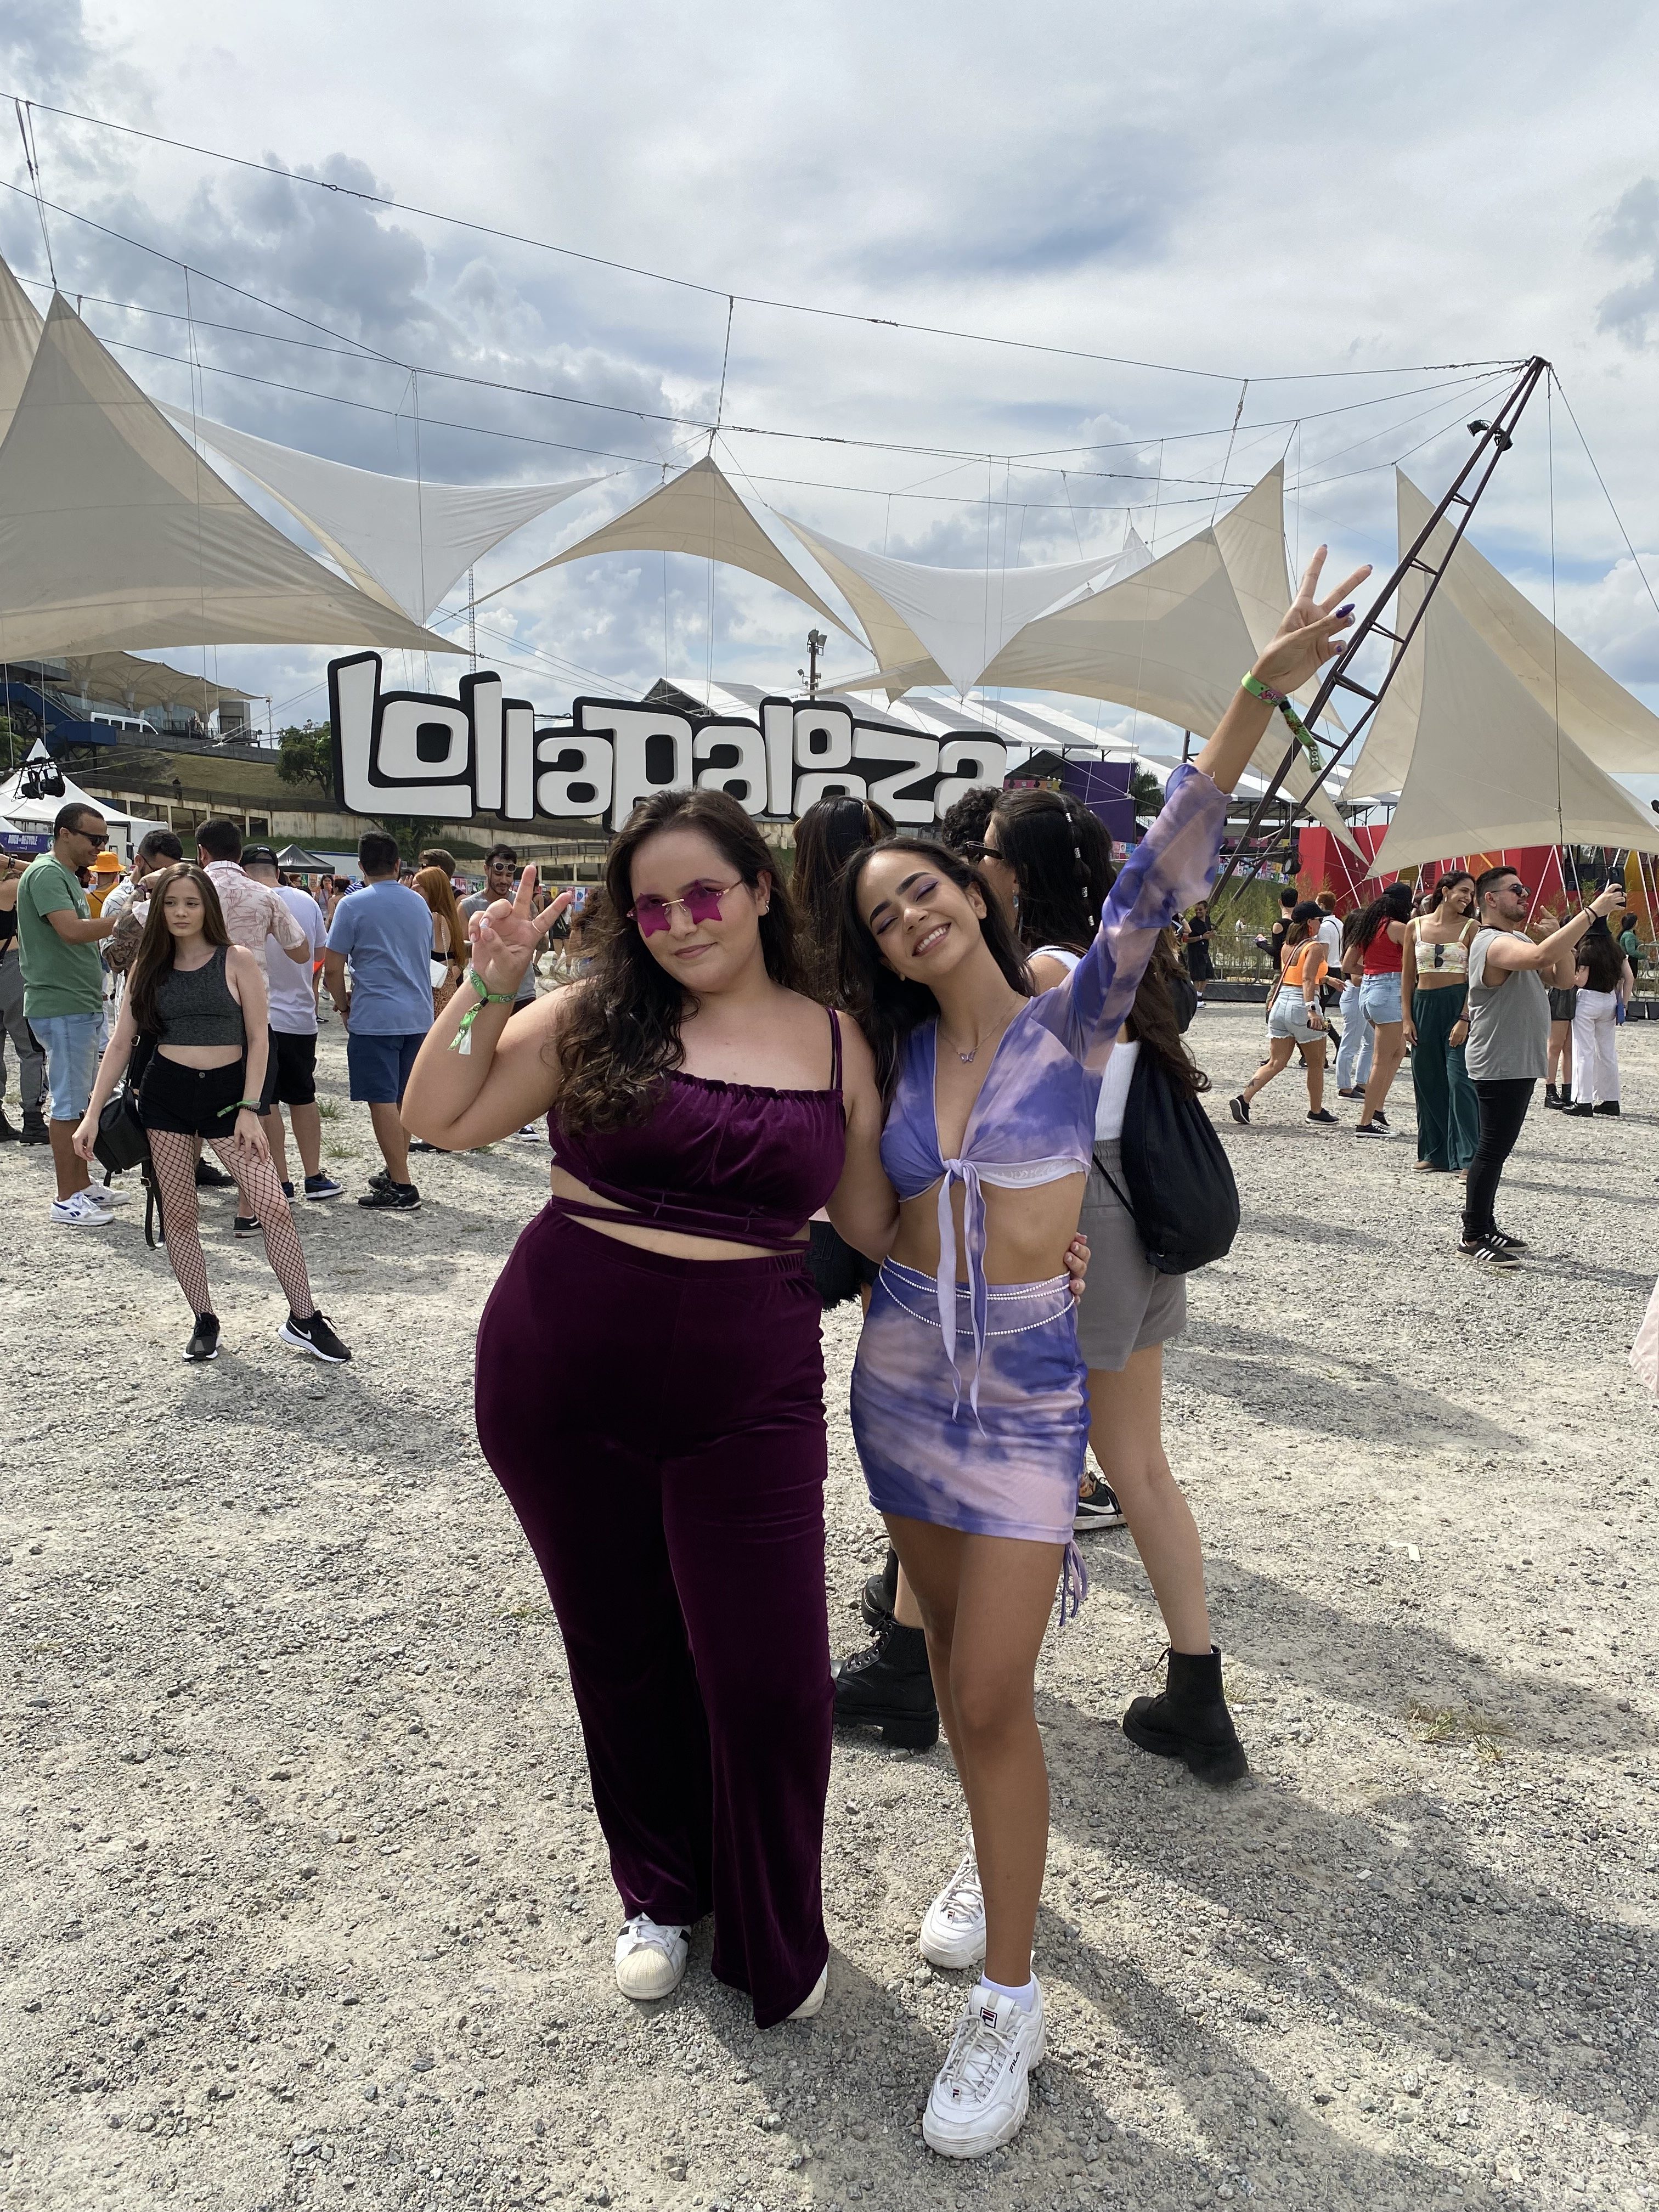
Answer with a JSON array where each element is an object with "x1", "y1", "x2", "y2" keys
[
  {"x1": 1130, "y1": 766, "x2": 1163, "y2": 824},
  {"x1": 376, "y1": 816, "x2": 448, "y2": 866},
  {"x1": 276, "y1": 720, "x2": 335, "y2": 797}
]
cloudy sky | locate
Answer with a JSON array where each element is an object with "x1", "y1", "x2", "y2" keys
[{"x1": 4, "y1": 0, "x2": 1659, "y2": 771}]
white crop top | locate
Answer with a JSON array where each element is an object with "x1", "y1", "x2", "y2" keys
[{"x1": 1031, "y1": 945, "x2": 1140, "y2": 1141}]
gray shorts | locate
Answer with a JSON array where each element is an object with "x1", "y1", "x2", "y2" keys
[{"x1": 1074, "y1": 1142, "x2": 1187, "y2": 1373}]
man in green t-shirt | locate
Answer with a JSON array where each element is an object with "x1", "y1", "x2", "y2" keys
[{"x1": 16, "y1": 802, "x2": 119, "y2": 1224}]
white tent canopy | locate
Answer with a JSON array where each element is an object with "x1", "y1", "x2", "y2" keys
[
  {"x1": 1347, "y1": 470, "x2": 1659, "y2": 799},
  {"x1": 777, "y1": 521, "x2": 1139, "y2": 697},
  {"x1": 0, "y1": 293, "x2": 458, "y2": 661},
  {"x1": 1367, "y1": 592, "x2": 1659, "y2": 875},
  {"x1": 976, "y1": 464, "x2": 1357, "y2": 847},
  {"x1": 0, "y1": 747, "x2": 161, "y2": 859},
  {"x1": 162, "y1": 407, "x2": 593, "y2": 624},
  {"x1": 0, "y1": 256, "x2": 43, "y2": 449},
  {"x1": 479, "y1": 455, "x2": 858, "y2": 637}
]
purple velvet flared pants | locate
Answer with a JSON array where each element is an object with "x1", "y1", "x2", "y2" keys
[{"x1": 474, "y1": 1201, "x2": 833, "y2": 2027}]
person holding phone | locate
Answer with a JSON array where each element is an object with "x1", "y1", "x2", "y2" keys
[{"x1": 1227, "y1": 901, "x2": 1334, "y2": 1124}]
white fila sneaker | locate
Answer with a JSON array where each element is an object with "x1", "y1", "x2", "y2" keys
[
  {"x1": 919, "y1": 1847, "x2": 986, "y2": 1970},
  {"x1": 923, "y1": 1977, "x2": 1047, "y2": 2158}
]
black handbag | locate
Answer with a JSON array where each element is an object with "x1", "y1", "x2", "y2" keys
[
  {"x1": 1100, "y1": 1052, "x2": 1240, "y2": 1276},
  {"x1": 93, "y1": 1086, "x2": 149, "y2": 1177}
]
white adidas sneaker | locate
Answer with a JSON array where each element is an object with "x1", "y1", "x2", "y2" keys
[
  {"x1": 613, "y1": 1914, "x2": 689, "y2": 2001},
  {"x1": 919, "y1": 1847, "x2": 985, "y2": 1970},
  {"x1": 922, "y1": 1977, "x2": 1047, "y2": 2158}
]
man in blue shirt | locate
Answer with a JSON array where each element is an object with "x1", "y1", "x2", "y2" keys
[{"x1": 323, "y1": 831, "x2": 435, "y2": 1212}]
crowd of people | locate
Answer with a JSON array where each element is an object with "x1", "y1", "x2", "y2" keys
[{"x1": 0, "y1": 548, "x2": 1648, "y2": 2164}]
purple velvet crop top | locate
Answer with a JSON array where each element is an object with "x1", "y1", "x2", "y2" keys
[
  {"x1": 550, "y1": 1007, "x2": 847, "y2": 1249},
  {"x1": 877, "y1": 764, "x2": 1229, "y2": 1404}
]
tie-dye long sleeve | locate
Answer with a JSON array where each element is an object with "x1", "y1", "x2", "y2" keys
[{"x1": 1028, "y1": 764, "x2": 1229, "y2": 1075}]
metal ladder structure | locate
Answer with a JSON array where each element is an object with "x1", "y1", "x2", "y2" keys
[{"x1": 1212, "y1": 353, "x2": 1550, "y2": 904}]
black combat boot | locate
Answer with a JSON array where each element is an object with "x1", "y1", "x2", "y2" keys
[
  {"x1": 20, "y1": 1108, "x2": 49, "y2": 1146},
  {"x1": 860, "y1": 1544, "x2": 899, "y2": 1631},
  {"x1": 832, "y1": 1616, "x2": 939, "y2": 1751},
  {"x1": 1122, "y1": 1645, "x2": 1249, "y2": 1785}
]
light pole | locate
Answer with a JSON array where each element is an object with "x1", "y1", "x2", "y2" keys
[{"x1": 798, "y1": 629, "x2": 827, "y2": 699}]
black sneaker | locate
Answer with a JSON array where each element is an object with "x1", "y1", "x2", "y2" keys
[
  {"x1": 1336, "y1": 1086, "x2": 1365, "y2": 1100},
  {"x1": 1373, "y1": 1110, "x2": 1390, "y2": 1130},
  {"x1": 1306, "y1": 1107, "x2": 1338, "y2": 1124},
  {"x1": 279, "y1": 1310, "x2": 352, "y2": 1363},
  {"x1": 184, "y1": 1312, "x2": 221, "y2": 1363},
  {"x1": 194, "y1": 1157, "x2": 235, "y2": 1189},
  {"x1": 1355, "y1": 1121, "x2": 1387, "y2": 1138},
  {"x1": 1460, "y1": 1232, "x2": 1520, "y2": 1269},
  {"x1": 1074, "y1": 1474, "x2": 1126, "y2": 1531},
  {"x1": 1488, "y1": 1228, "x2": 1529, "y2": 1251},
  {"x1": 1227, "y1": 1094, "x2": 1251, "y2": 1124},
  {"x1": 832, "y1": 1618, "x2": 939, "y2": 1750},
  {"x1": 1593, "y1": 1101, "x2": 1621, "y2": 1116},
  {"x1": 358, "y1": 1181, "x2": 420, "y2": 1211},
  {"x1": 303, "y1": 1172, "x2": 344, "y2": 1200},
  {"x1": 234, "y1": 1214, "x2": 259, "y2": 1238},
  {"x1": 281, "y1": 1181, "x2": 294, "y2": 1200}
]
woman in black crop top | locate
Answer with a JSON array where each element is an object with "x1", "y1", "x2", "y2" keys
[{"x1": 75, "y1": 864, "x2": 349, "y2": 1367}]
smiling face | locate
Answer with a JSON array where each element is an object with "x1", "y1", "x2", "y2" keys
[
  {"x1": 856, "y1": 846, "x2": 989, "y2": 984},
  {"x1": 161, "y1": 878, "x2": 207, "y2": 938},
  {"x1": 485, "y1": 854, "x2": 517, "y2": 900},
  {"x1": 1440, "y1": 875, "x2": 1475, "y2": 917},
  {"x1": 627, "y1": 824, "x2": 768, "y2": 993}
]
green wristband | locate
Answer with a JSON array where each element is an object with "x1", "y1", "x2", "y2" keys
[
  {"x1": 464, "y1": 966, "x2": 517, "y2": 1007},
  {"x1": 449, "y1": 966, "x2": 520, "y2": 1057},
  {"x1": 1241, "y1": 671, "x2": 1321, "y2": 766}
]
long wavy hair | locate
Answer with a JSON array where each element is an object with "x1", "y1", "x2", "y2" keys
[
  {"x1": 837, "y1": 837, "x2": 1031, "y2": 1098},
  {"x1": 988, "y1": 788, "x2": 1114, "y2": 951},
  {"x1": 128, "y1": 864, "x2": 231, "y2": 1034},
  {"x1": 412, "y1": 865, "x2": 467, "y2": 968},
  {"x1": 554, "y1": 788, "x2": 805, "y2": 1133},
  {"x1": 1344, "y1": 877, "x2": 1413, "y2": 955},
  {"x1": 791, "y1": 794, "x2": 895, "y2": 1003},
  {"x1": 990, "y1": 791, "x2": 1206, "y2": 1097},
  {"x1": 1424, "y1": 868, "x2": 1475, "y2": 915}
]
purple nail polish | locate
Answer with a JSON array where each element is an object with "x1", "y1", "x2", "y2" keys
[{"x1": 1336, "y1": 603, "x2": 1355, "y2": 618}]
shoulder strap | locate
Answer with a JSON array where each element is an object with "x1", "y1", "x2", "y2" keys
[{"x1": 827, "y1": 1006, "x2": 843, "y2": 1094}]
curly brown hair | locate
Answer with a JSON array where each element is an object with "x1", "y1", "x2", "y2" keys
[{"x1": 553, "y1": 788, "x2": 806, "y2": 1133}]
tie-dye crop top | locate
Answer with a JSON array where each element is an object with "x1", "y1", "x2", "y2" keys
[{"x1": 877, "y1": 763, "x2": 1229, "y2": 1404}]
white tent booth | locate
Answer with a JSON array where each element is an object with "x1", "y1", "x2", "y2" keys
[{"x1": 0, "y1": 747, "x2": 166, "y2": 861}]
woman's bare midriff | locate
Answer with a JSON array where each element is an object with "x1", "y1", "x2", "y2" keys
[
  {"x1": 548, "y1": 1163, "x2": 809, "y2": 1262},
  {"x1": 157, "y1": 1044, "x2": 244, "y2": 1069},
  {"x1": 888, "y1": 1171, "x2": 1087, "y2": 1287}
]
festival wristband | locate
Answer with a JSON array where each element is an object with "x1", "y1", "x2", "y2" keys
[
  {"x1": 1241, "y1": 671, "x2": 1321, "y2": 765},
  {"x1": 449, "y1": 966, "x2": 519, "y2": 1057}
]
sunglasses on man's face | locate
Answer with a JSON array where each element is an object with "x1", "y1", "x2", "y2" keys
[{"x1": 629, "y1": 880, "x2": 742, "y2": 936}]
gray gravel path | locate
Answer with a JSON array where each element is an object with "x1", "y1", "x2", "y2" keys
[{"x1": 3, "y1": 1005, "x2": 1655, "y2": 2212}]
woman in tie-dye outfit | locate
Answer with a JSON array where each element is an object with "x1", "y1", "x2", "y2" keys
[{"x1": 836, "y1": 548, "x2": 1369, "y2": 2160}]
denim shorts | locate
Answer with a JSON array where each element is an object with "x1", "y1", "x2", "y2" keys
[
  {"x1": 31, "y1": 1011, "x2": 102, "y2": 1121},
  {"x1": 347, "y1": 1029, "x2": 425, "y2": 1105},
  {"x1": 1268, "y1": 993, "x2": 1325, "y2": 1042},
  {"x1": 1359, "y1": 973, "x2": 1403, "y2": 1027}
]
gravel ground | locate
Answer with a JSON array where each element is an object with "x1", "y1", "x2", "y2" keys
[{"x1": 3, "y1": 1003, "x2": 1656, "y2": 2212}]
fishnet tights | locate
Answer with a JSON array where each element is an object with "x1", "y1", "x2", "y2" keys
[{"x1": 148, "y1": 1130, "x2": 315, "y2": 1321}]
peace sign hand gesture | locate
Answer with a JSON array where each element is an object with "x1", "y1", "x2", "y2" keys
[
  {"x1": 468, "y1": 867, "x2": 575, "y2": 997},
  {"x1": 1252, "y1": 545, "x2": 1373, "y2": 698}
]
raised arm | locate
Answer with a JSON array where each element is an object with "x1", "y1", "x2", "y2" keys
[
  {"x1": 402, "y1": 867, "x2": 574, "y2": 1150},
  {"x1": 1031, "y1": 546, "x2": 1367, "y2": 1071}
]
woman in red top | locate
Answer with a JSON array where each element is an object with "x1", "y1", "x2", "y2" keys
[{"x1": 1341, "y1": 881, "x2": 1412, "y2": 1138}]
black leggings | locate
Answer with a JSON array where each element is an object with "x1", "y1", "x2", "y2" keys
[{"x1": 1463, "y1": 1078, "x2": 1534, "y2": 1239}]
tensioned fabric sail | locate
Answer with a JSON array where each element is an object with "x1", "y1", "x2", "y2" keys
[
  {"x1": 0, "y1": 295, "x2": 457, "y2": 661},
  {"x1": 1368, "y1": 591, "x2": 1659, "y2": 875},
  {"x1": 777, "y1": 521, "x2": 1134, "y2": 697},
  {"x1": 978, "y1": 464, "x2": 1358, "y2": 847},
  {"x1": 0, "y1": 255, "x2": 43, "y2": 448},
  {"x1": 1347, "y1": 470, "x2": 1659, "y2": 799},
  {"x1": 161, "y1": 406, "x2": 593, "y2": 624},
  {"x1": 477, "y1": 454, "x2": 859, "y2": 637}
]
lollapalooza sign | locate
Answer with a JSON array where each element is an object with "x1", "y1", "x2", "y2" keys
[{"x1": 327, "y1": 653, "x2": 1009, "y2": 831}]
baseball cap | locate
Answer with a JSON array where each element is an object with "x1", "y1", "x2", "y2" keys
[{"x1": 242, "y1": 844, "x2": 279, "y2": 868}]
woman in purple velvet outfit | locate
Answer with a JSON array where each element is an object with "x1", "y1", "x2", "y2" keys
[{"x1": 837, "y1": 549, "x2": 1369, "y2": 2160}]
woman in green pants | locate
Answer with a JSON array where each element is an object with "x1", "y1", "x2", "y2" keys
[{"x1": 1402, "y1": 872, "x2": 1479, "y2": 1172}]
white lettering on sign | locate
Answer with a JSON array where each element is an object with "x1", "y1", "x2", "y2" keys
[{"x1": 328, "y1": 653, "x2": 1006, "y2": 829}]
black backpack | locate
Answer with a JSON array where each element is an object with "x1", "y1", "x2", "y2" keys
[{"x1": 1099, "y1": 1051, "x2": 1240, "y2": 1276}]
